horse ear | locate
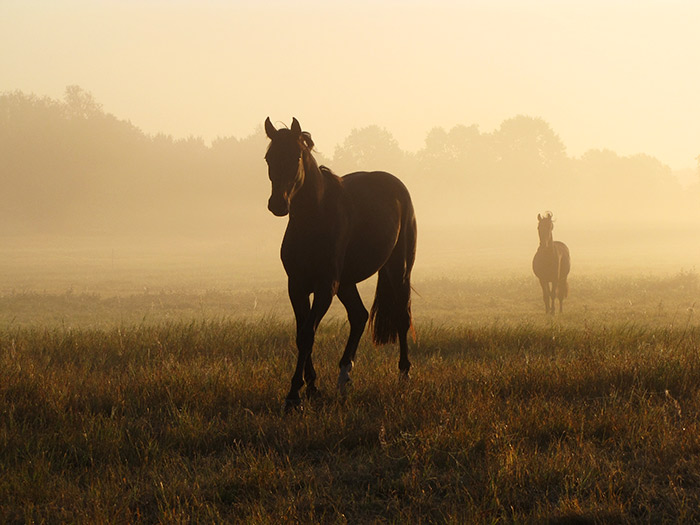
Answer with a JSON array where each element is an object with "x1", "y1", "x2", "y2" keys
[
  {"x1": 537, "y1": 213, "x2": 542, "y2": 221},
  {"x1": 264, "y1": 117, "x2": 277, "y2": 139},
  {"x1": 291, "y1": 117, "x2": 302, "y2": 135}
]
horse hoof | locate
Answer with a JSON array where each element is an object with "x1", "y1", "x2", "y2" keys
[
  {"x1": 337, "y1": 377, "x2": 353, "y2": 397},
  {"x1": 399, "y1": 370, "x2": 411, "y2": 382},
  {"x1": 337, "y1": 362, "x2": 354, "y2": 396},
  {"x1": 306, "y1": 385, "x2": 322, "y2": 400},
  {"x1": 283, "y1": 398, "x2": 303, "y2": 414}
]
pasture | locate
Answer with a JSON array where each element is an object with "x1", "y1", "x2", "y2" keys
[{"x1": 1, "y1": 237, "x2": 700, "y2": 523}]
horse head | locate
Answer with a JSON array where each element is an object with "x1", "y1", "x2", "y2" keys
[
  {"x1": 264, "y1": 117, "x2": 315, "y2": 217},
  {"x1": 537, "y1": 212, "x2": 554, "y2": 248}
]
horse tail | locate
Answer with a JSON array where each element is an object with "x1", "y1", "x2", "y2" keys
[{"x1": 370, "y1": 205, "x2": 416, "y2": 345}]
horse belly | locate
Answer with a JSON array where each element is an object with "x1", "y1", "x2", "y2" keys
[{"x1": 340, "y1": 228, "x2": 398, "y2": 284}]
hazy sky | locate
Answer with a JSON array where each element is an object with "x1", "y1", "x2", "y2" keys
[{"x1": 2, "y1": 0, "x2": 699, "y2": 170}]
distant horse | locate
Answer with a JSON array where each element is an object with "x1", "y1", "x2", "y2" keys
[
  {"x1": 264, "y1": 117, "x2": 417, "y2": 411},
  {"x1": 532, "y1": 212, "x2": 570, "y2": 314}
]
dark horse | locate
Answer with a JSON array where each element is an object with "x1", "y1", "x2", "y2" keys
[
  {"x1": 532, "y1": 212, "x2": 570, "y2": 314},
  {"x1": 264, "y1": 117, "x2": 417, "y2": 411}
]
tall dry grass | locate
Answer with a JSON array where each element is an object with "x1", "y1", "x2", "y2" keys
[{"x1": 2, "y1": 272, "x2": 700, "y2": 523}]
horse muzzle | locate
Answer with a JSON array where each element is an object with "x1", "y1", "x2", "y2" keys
[{"x1": 268, "y1": 195, "x2": 289, "y2": 217}]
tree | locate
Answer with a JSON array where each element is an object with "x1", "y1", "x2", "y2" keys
[
  {"x1": 421, "y1": 124, "x2": 483, "y2": 162},
  {"x1": 493, "y1": 115, "x2": 567, "y2": 169},
  {"x1": 63, "y1": 85, "x2": 103, "y2": 119},
  {"x1": 332, "y1": 125, "x2": 404, "y2": 174}
]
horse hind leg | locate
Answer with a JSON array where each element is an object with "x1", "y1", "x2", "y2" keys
[
  {"x1": 336, "y1": 283, "x2": 368, "y2": 395},
  {"x1": 372, "y1": 259, "x2": 413, "y2": 379},
  {"x1": 396, "y1": 278, "x2": 413, "y2": 379},
  {"x1": 549, "y1": 281, "x2": 558, "y2": 315},
  {"x1": 370, "y1": 209, "x2": 416, "y2": 380},
  {"x1": 557, "y1": 277, "x2": 568, "y2": 313}
]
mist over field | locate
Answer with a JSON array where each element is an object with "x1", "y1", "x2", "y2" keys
[
  {"x1": 1, "y1": 86, "x2": 699, "y2": 300},
  {"x1": 3, "y1": 1, "x2": 700, "y2": 292}
]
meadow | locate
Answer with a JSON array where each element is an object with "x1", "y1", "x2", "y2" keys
[{"x1": 2, "y1": 238, "x2": 700, "y2": 523}]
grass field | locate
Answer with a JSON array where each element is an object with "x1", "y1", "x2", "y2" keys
[{"x1": 2, "y1": 239, "x2": 700, "y2": 523}]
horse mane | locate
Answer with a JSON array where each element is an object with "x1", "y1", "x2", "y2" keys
[
  {"x1": 319, "y1": 165, "x2": 342, "y2": 185},
  {"x1": 319, "y1": 165, "x2": 337, "y2": 176},
  {"x1": 301, "y1": 132, "x2": 314, "y2": 150}
]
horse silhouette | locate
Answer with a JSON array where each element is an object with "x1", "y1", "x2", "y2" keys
[
  {"x1": 532, "y1": 212, "x2": 570, "y2": 314},
  {"x1": 264, "y1": 117, "x2": 417, "y2": 411}
]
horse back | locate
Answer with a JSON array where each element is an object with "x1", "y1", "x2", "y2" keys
[{"x1": 341, "y1": 171, "x2": 412, "y2": 204}]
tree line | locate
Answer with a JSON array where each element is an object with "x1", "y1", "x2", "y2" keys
[{"x1": 1, "y1": 87, "x2": 697, "y2": 237}]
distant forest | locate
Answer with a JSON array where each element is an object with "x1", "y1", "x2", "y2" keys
[{"x1": 1, "y1": 86, "x2": 698, "y2": 237}]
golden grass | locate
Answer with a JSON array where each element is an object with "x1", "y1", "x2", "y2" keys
[{"x1": 2, "y1": 272, "x2": 700, "y2": 522}]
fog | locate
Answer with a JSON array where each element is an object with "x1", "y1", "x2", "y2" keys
[
  {"x1": 1, "y1": 87, "x2": 698, "y2": 293},
  {"x1": 1, "y1": 2, "x2": 700, "y2": 291}
]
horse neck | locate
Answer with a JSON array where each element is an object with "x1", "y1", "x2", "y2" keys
[
  {"x1": 539, "y1": 232, "x2": 554, "y2": 250},
  {"x1": 289, "y1": 150, "x2": 325, "y2": 219}
]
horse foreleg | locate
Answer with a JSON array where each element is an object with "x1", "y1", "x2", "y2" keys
[
  {"x1": 285, "y1": 283, "x2": 335, "y2": 410},
  {"x1": 336, "y1": 283, "x2": 368, "y2": 395},
  {"x1": 286, "y1": 283, "x2": 311, "y2": 410},
  {"x1": 304, "y1": 354, "x2": 320, "y2": 399},
  {"x1": 539, "y1": 279, "x2": 551, "y2": 314},
  {"x1": 550, "y1": 281, "x2": 558, "y2": 315}
]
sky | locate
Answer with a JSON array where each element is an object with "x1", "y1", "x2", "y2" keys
[{"x1": 2, "y1": 0, "x2": 699, "y2": 170}]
